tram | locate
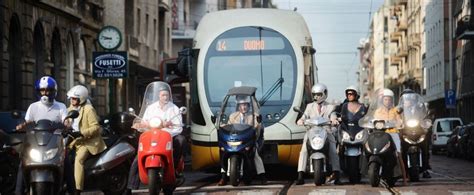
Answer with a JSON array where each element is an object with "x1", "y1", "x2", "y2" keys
[{"x1": 189, "y1": 8, "x2": 317, "y2": 170}]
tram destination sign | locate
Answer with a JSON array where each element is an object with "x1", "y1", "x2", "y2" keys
[{"x1": 93, "y1": 51, "x2": 128, "y2": 79}]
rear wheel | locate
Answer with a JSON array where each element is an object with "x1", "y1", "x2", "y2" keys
[
  {"x1": 368, "y1": 163, "x2": 380, "y2": 187},
  {"x1": 229, "y1": 155, "x2": 240, "y2": 186},
  {"x1": 148, "y1": 168, "x2": 162, "y2": 195},
  {"x1": 312, "y1": 159, "x2": 324, "y2": 186},
  {"x1": 408, "y1": 153, "x2": 420, "y2": 182},
  {"x1": 347, "y1": 156, "x2": 361, "y2": 184}
]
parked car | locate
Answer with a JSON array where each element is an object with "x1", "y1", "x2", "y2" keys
[
  {"x1": 446, "y1": 123, "x2": 474, "y2": 159},
  {"x1": 431, "y1": 117, "x2": 463, "y2": 154}
]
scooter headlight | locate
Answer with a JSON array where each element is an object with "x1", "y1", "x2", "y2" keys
[
  {"x1": 375, "y1": 121, "x2": 385, "y2": 130},
  {"x1": 227, "y1": 141, "x2": 242, "y2": 147},
  {"x1": 151, "y1": 141, "x2": 158, "y2": 147},
  {"x1": 29, "y1": 149, "x2": 42, "y2": 162},
  {"x1": 420, "y1": 119, "x2": 432, "y2": 129},
  {"x1": 149, "y1": 117, "x2": 162, "y2": 128},
  {"x1": 355, "y1": 131, "x2": 364, "y2": 140},
  {"x1": 342, "y1": 131, "x2": 350, "y2": 141},
  {"x1": 406, "y1": 119, "x2": 419, "y2": 128},
  {"x1": 312, "y1": 137, "x2": 325, "y2": 148},
  {"x1": 44, "y1": 148, "x2": 59, "y2": 161},
  {"x1": 403, "y1": 134, "x2": 426, "y2": 144}
]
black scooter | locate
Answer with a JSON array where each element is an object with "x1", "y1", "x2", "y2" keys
[{"x1": 364, "y1": 120, "x2": 398, "y2": 187}]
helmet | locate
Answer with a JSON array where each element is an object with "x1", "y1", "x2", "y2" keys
[
  {"x1": 35, "y1": 76, "x2": 57, "y2": 105},
  {"x1": 345, "y1": 85, "x2": 359, "y2": 100},
  {"x1": 236, "y1": 95, "x2": 250, "y2": 104},
  {"x1": 67, "y1": 85, "x2": 89, "y2": 105},
  {"x1": 382, "y1": 88, "x2": 394, "y2": 98},
  {"x1": 400, "y1": 88, "x2": 415, "y2": 96},
  {"x1": 311, "y1": 83, "x2": 328, "y2": 103}
]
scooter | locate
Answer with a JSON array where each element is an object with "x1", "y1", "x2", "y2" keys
[
  {"x1": 0, "y1": 128, "x2": 22, "y2": 194},
  {"x1": 63, "y1": 111, "x2": 136, "y2": 194},
  {"x1": 339, "y1": 121, "x2": 367, "y2": 184},
  {"x1": 217, "y1": 121, "x2": 260, "y2": 186},
  {"x1": 135, "y1": 107, "x2": 187, "y2": 195},
  {"x1": 20, "y1": 111, "x2": 79, "y2": 195},
  {"x1": 293, "y1": 107, "x2": 332, "y2": 186},
  {"x1": 363, "y1": 119, "x2": 398, "y2": 187}
]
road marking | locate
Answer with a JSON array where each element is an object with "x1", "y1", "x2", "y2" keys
[
  {"x1": 237, "y1": 190, "x2": 274, "y2": 195},
  {"x1": 431, "y1": 170, "x2": 474, "y2": 185},
  {"x1": 450, "y1": 191, "x2": 474, "y2": 195},
  {"x1": 380, "y1": 190, "x2": 417, "y2": 195},
  {"x1": 308, "y1": 189, "x2": 346, "y2": 195}
]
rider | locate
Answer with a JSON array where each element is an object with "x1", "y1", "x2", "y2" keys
[
  {"x1": 373, "y1": 88, "x2": 406, "y2": 182},
  {"x1": 398, "y1": 88, "x2": 431, "y2": 178},
  {"x1": 66, "y1": 85, "x2": 106, "y2": 195},
  {"x1": 295, "y1": 83, "x2": 341, "y2": 185},
  {"x1": 15, "y1": 76, "x2": 68, "y2": 195},
  {"x1": 340, "y1": 86, "x2": 367, "y2": 129},
  {"x1": 125, "y1": 81, "x2": 185, "y2": 195},
  {"x1": 217, "y1": 95, "x2": 267, "y2": 186}
]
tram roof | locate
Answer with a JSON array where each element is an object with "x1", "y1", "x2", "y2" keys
[
  {"x1": 227, "y1": 86, "x2": 257, "y2": 96},
  {"x1": 194, "y1": 8, "x2": 313, "y2": 49}
]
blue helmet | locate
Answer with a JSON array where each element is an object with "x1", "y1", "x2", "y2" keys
[{"x1": 35, "y1": 76, "x2": 58, "y2": 103}]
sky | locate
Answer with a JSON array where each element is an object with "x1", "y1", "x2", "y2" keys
[{"x1": 272, "y1": 0, "x2": 385, "y2": 103}]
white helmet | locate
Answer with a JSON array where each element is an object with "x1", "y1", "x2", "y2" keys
[
  {"x1": 67, "y1": 85, "x2": 89, "y2": 104},
  {"x1": 236, "y1": 95, "x2": 250, "y2": 104},
  {"x1": 382, "y1": 88, "x2": 394, "y2": 98},
  {"x1": 311, "y1": 83, "x2": 328, "y2": 103},
  {"x1": 345, "y1": 85, "x2": 360, "y2": 101}
]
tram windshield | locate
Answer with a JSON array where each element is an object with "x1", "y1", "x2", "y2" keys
[{"x1": 204, "y1": 26, "x2": 297, "y2": 107}]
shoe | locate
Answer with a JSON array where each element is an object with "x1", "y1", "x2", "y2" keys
[
  {"x1": 123, "y1": 189, "x2": 132, "y2": 195},
  {"x1": 217, "y1": 178, "x2": 227, "y2": 186},
  {"x1": 333, "y1": 171, "x2": 341, "y2": 185},
  {"x1": 258, "y1": 173, "x2": 268, "y2": 185},
  {"x1": 422, "y1": 171, "x2": 431, "y2": 178},
  {"x1": 74, "y1": 189, "x2": 81, "y2": 195},
  {"x1": 295, "y1": 171, "x2": 305, "y2": 185}
]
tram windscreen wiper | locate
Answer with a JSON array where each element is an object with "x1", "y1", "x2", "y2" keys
[{"x1": 260, "y1": 61, "x2": 284, "y2": 106}]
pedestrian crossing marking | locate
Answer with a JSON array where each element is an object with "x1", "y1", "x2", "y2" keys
[
  {"x1": 237, "y1": 190, "x2": 274, "y2": 195},
  {"x1": 309, "y1": 189, "x2": 346, "y2": 195},
  {"x1": 450, "y1": 191, "x2": 474, "y2": 195}
]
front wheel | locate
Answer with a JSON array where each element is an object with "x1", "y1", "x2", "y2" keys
[
  {"x1": 312, "y1": 159, "x2": 324, "y2": 186},
  {"x1": 347, "y1": 156, "x2": 361, "y2": 184},
  {"x1": 408, "y1": 153, "x2": 420, "y2": 182},
  {"x1": 229, "y1": 155, "x2": 240, "y2": 186},
  {"x1": 148, "y1": 168, "x2": 162, "y2": 195},
  {"x1": 31, "y1": 182, "x2": 53, "y2": 195},
  {"x1": 368, "y1": 163, "x2": 381, "y2": 187}
]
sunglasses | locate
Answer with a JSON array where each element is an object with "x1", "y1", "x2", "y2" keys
[
  {"x1": 70, "y1": 97, "x2": 79, "y2": 100},
  {"x1": 312, "y1": 93, "x2": 324, "y2": 97},
  {"x1": 346, "y1": 92, "x2": 355, "y2": 96},
  {"x1": 39, "y1": 88, "x2": 54, "y2": 93}
]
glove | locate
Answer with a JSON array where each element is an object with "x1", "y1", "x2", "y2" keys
[{"x1": 70, "y1": 131, "x2": 83, "y2": 139}]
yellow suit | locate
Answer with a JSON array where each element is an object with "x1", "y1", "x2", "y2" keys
[{"x1": 68, "y1": 104, "x2": 106, "y2": 190}]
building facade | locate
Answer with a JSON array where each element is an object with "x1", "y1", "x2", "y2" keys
[{"x1": 0, "y1": 0, "x2": 108, "y2": 115}]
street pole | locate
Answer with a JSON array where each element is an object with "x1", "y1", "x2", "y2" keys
[
  {"x1": 448, "y1": 0, "x2": 453, "y2": 116},
  {"x1": 109, "y1": 79, "x2": 115, "y2": 114}
]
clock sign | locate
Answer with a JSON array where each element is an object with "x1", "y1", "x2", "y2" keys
[{"x1": 98, "y1": 26, "x2": 122, "y2": 50}]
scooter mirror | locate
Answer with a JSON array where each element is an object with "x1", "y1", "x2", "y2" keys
[
  {"x1": 66, "y1": 110, "x2": 79, "y2": 120},
  {"x1": 179, "y1": 107, "x2": 187, "y2": 115},
  {"x1": 128, "y1": 107, "x2": 136, "y2": 115},
  {"x1": 293, "y1": 107, "x2": 302, "y2": 114},
  {"x1": 256, "y1": 115, "x2": 262, "y2": 123},
  {"x1": 11, "y1": 111, "x2": 22, "y2": 119},
  {"x1": 211, "y1": 115, "x2": 216, "y2": 123}
]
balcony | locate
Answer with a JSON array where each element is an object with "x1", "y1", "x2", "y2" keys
[
  {"x1": 396, "y1": 0, "x2": 408, "y2": 5},
  {"x1": 409, "y1": 33, "x2": 422, "y2": 47},
  {"x1": 396, "y1": 19, "x2": 408, "y2": 31},
  {"x1": 455, "y1": 15, "x2": 474, "y2": 40},
  {"x1": 390, "y1": 31, "x2": 403, "y2": 42}
]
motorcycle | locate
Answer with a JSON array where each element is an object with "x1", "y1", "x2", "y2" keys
[
  {"x1": 293, "y1": 107, "x2": 332, "y2": 186},
  {"x1": 20, "y1": 111, "x2": 78, "y2": 195},
  {"x1": 359, "y1": 96, "x2": 399, "y2": 187},
  {"x1": 338, "y1": 121, "x2": 367, "y2": 183},
  {"x1": 398, "y1": 93, "x2": 432, "y2": 181},
  {"x1": 132, "y1": 82, "x2": 186, "y2": 195}
]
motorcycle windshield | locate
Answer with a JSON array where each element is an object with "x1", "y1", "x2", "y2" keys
[
  {"x1": 136, "y1": 81, "x2": 174, "y2": 120},
  {"x1": 358, "y1": 89, "x2": 399, "y2": 129},
  {"x1": 216, "y1": 92, "x2": 260, "y2": 129}
]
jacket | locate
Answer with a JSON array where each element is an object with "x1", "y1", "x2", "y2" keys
[{"x1": 68, "y1": 104, "x2": 106, "y2": 155}]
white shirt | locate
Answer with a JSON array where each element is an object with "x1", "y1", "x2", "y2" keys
[
  {"x1": 143, "y1": 101, "x2": 183, "y2": 137},
  {"x1": 24, "y1": 100, "x2": 68, "y2": 123}
]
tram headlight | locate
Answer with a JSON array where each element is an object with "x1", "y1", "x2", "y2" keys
[
  {"x1": 266, "y1": 114, "x2": 272, "y2": 120},
  {"x1": 274, "y1": 113, "x2": 281, "y2": 120}
]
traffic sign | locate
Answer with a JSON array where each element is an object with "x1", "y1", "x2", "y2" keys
[{"x1": 445, "y1": 89, "x2": 456, "y2": 109}]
